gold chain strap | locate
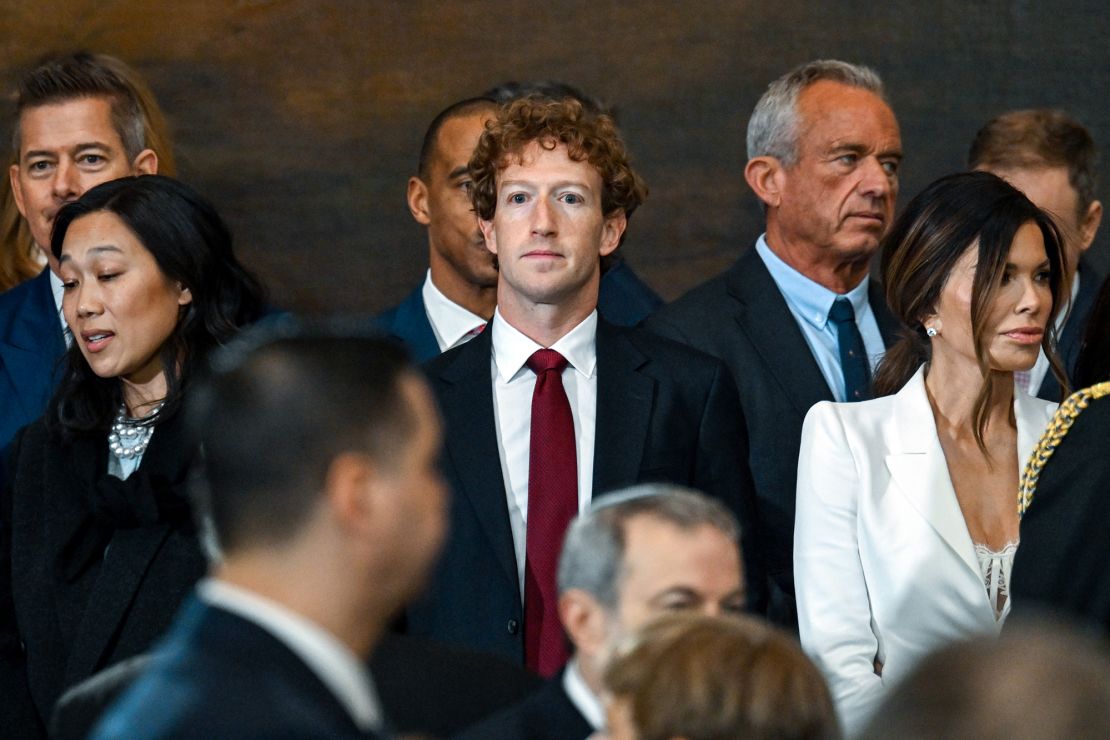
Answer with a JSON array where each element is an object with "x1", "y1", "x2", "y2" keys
[{"x1": 1018, "y1": 381, "x2": 1110, "y2": 517}]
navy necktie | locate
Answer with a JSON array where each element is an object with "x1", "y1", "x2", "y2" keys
[{"x1": 828, "y1": 297, "x2": 871, "y2": 401}]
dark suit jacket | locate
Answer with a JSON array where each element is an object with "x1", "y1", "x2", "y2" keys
[
  {"x1": 89, "y1": 599, "x2": 382, "y2": 739},
  {"x1": 0, "y1": 411, "x2": 206, "y2": 738},
  {"x1": 1037, "y1": 258, "x2": 1103, "y2": 401},
  {"x1": 1011, "y1": 387, "x2": 1110, "y2": 634},
  {"x1": 644, "y1": 247, "x2": 899, "y2": 629},
  {"x1": 407, "y1": 316, "x2": 760, "y2": 663},
  {"x1": 0, "y1": 269, "x2": 66, "y2": 467},
  {"x1": 453, "y1": 672, "x2": 592, "y2": 740},
  {"x1": 379, "y1": 258, "x2": 663, "y2": 363}
]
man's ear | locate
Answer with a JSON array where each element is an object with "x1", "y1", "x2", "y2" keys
[
  {"x1": 407, "y1": 176, "x2": 431, "y2": 226},
  {"x1": 744, "y1": 156, "x2": 786, "y2": 209},
  {"x1": 599, "y1": 211, "x2": 627, "y2": 258},
  {"x1": 558, "y1": 589, "x2": 609, "y2": 658},
  {"x1": 10, "y1": 163, "x2": 27, "y2": 218},
  {"x1": 1079, "y1": 199, "x2": 1102, "y2": 252},
  {"x1": 323, "y1": 452, "x2": 378, "y2": 537},
  {"x1": 479, "y1": 217, "x2": 497, "y2": 255},
  {"x1": 132, "y1": 149, "x2": 158, "y2": 176}
]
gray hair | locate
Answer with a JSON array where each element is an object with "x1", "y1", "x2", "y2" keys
[
  {"x1": 746, "y1": 59, "x2": 886, "y2": 165},
  {"x1": 556, "y1": 484, "x2": 740, "y2": 609}
]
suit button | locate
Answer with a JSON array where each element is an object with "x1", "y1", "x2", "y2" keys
[{"x1": 507, "y1": 619, "x2": 519, "y2": 635}]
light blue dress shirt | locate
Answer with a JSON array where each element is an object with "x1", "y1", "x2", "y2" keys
[{"x1": 755, "y1": 235, "x2": 885, "y2": 402}]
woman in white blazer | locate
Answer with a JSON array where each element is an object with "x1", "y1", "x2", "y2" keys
[{"x1": 795, "y1": 172, "x2": 1066, "y2": 735}]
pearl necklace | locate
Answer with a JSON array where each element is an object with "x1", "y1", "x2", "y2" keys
[{"x1": 108, "y1": 403, "x2": 163, "y2": 459}]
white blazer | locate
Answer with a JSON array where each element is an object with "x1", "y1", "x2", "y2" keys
[{"x1": 794, "y1": 366, "x2": 1056, "y2": 736}]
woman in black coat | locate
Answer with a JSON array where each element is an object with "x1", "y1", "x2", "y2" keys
[
  {"x1": 1011, "y1": 274, "x2": 1110, "y2": 633},
  {"x1": 0, "y1": 175, "x2": 266, "y2": 737}
]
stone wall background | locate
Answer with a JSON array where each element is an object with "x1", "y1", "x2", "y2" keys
[{"x1": 2, "y1": 1, "x2": 1107, "y2": 314}]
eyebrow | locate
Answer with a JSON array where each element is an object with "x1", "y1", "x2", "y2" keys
[
  {"x1": 499, "y1": 178, "x2": 593, "y2": 190},
  {"x1": 58, "y1": 245, "x2": 124, "y2": 263},
  {"x1": 23, "y1": 142, "x2": 112, "y2": 160},
  {"x1": 827, "y1": 142, "x2": 903, "y2": 160},
  {"x1": 447, "y1": 165, "x2": 471, "y2": 180}
]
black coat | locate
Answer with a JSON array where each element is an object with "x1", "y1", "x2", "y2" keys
[
  {"x1": 407, "y1": 315, "x2": 761, "y2": 663},
  {"x1": 0, "y1": 410, "x2": 205, "y2": 738},
  {"x1": 1011, "y1": 384, "x2": 1110, "y2": 633},
  {"x1": 453, "y1": 672, "x2": 593, "y2": 740},
  {"x1": 645, "y1": 247, "x2": 900, "y2": 629}
]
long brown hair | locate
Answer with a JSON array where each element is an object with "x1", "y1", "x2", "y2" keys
[{"x1": 874, "y1": 171, "x2": 1066, "y2": 453}]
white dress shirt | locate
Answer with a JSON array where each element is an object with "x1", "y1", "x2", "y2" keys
[
  {"x1": 49, "y1": 269, "x2": 72, "y2": 346},
  {"x1": 1024, "y1": 270, "x2": 1082, "y2": 393},
  {"x1": 562, "y1": 657, "x2": 605, "y2": 730},
  {"x1": 491, "y1": 308, "x2": 598, "y2": 595},
  {"x1": 198, "y1": 579, "x2": 384, "y2": 734},
  {"x1": 422, "y1": 269, "x2": 489, "y2": 352}
]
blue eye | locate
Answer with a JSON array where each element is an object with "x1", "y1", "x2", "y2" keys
[
  {"x1": 509, "y1": 193, "x2": 526, "y2": 204},
  {"x1": 562, "y1": 193, "x2": 582, "y2": 205}
]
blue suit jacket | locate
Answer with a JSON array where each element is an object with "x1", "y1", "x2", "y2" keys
[
  {"x1": 378, "y1": 259, "x2": 663, "y2": 363},
  {"x1": 92, "y1": 598, "x2": 381, "y2": 739},
  {"x1": 0, "y1": 270, "x2": 66, "y2": 459}
]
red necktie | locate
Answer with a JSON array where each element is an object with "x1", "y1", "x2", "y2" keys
[{"x1": 523, "y1": 348, "x2": 577, "y2": 676}]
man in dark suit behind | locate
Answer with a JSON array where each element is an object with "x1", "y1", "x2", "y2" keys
[
  {"x1": 407, "y1": 96, "x2": 761, "y2": 675},
  {"x1": 455, "y1": 484, "x2": 746, "y2": 740},
  {"x1": 0, "y1": 53, "x2": 164, "y2": 464},
  {"x1": 646, "y1": 60, "x2": 903, "y2": 630},
  {"x1": 92, "y1": 332, "x2": 448, "y2": 738},
  {"x1": 969, "y1": 108, "x2": 1105, "y2": 401}
]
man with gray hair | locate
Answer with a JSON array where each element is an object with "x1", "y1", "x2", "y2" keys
[
  {"x1": 454, "y1": 484, "x2": 745, "y2": 740},
  {"x1": 647, "y1": 60, "x2": 903, "y2": 630}
]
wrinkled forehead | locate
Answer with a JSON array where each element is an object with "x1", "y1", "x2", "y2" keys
[{"x1": 16, "y1": 95, "x2": 124, "y2": 154}]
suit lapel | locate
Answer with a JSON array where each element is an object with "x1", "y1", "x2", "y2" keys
[
  {"x1": 592, "y1": 321, "x2": 653, "y2": 496},
  {"x1": 725, "y1": 250, "x2": 834, "y2": 416},
  {"x1": 434, "y1": 326, "x2": 518, "y2": 589},
  {"x1": 391, "y1": 286, "x2": 441, "y2": 364},
  {"x1": 0, "y1": 270, "x2": 66, "y2": 421},
  {"x1": 868, "y1": 278, "x2": 902, "y2": 348},
  {"x1": 883, "y1": 369, "x2": 981, "y2": 579}
]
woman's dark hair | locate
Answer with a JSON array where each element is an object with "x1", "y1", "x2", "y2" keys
[
  {"x1": 47, "y1": 175, "x2": 266, "y2": 436},
  {"x1": 1074, "y1": 276, "x2": 1110, "y2": 387},
  {"x1": 874, "y1": 171, "x2": 1067, "y2": 453}
]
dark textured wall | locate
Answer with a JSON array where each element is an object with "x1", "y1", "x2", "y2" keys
[{"x1": 2, "y1": 1, "x2": 1108, "y2": 314}]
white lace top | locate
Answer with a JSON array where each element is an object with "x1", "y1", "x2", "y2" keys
[{"x1": 974, "y1": 540, "x2": 1018, "y2": 621}]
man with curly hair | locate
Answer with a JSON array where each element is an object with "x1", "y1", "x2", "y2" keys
[{"x1": 407, "y1": 97, "x2": 761, "y2": 676}]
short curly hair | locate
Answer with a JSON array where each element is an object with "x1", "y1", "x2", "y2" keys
[{"x1": 468, "y1": 97, "x2": 647, "y2": 222}]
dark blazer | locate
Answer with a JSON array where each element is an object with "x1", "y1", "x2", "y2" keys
[
  {"x1": 644, "y1": 247, "x2": 899, "y2": 630},
  {"x1": 0, "y1": 411, "x2": 206, "y2": 738},
  {"x1": 453, "y1": 672, "x2": 592, "y2": 740},
  {"x1": 0, "y1": 269, "x2": 66, "y2": 461},
  {"x1": 51, "y1": 631, "x2": 541, "y2": 740},
  {"x1": 1037, "y1": 258, "x2": 1103, "y2": 401},
  {"x1": 407, "y1": 316, "x2": 760, "y2": 663},
  {"x1": 379, "y1": 258, "x2": 663, "y2": 363},
  {"x1": 1011, "y1": 385, "x2": 1110, "y2": 634},
  {"x1": 89, "y1": 599, "x2": 383, "y2": 739}
]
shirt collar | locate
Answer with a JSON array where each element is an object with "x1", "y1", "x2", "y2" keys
[
  {"x1": 562, "y1": 658, "x2": 606, "y2": 730},
  {"x1": 755, "y1": 234, "x2": 871, "y2": 330},
  {"x1": 1055, "y1": 269, "x2": 1082, "y2": 333},
  {"x1": 422, "y1": 269, "x2": 489, "y2": 348},
  {"x1": 491, "y1": 307, "x2": 598, "y2": 383},
  {"x1": 49, "y1": 268, "x2": 65, "y2": 314},
  {"x1": 198, "y1": 579, "x2": 384, "y2": 733}
]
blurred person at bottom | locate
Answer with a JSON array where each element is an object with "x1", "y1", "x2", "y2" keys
[
  {"x1": 454, "y1": 484, "x2": 745, "y2": 740},
  {"x1": 857, "y1": 620, "x2": 1110, "y2": 740},
  {"x1": 794, "y1": 171, "x2": 1065, "y2": 734},
  {"x1": 604, "y1": 612, "x2": 838, "y2": 740},
  {"x1": 93, "y1": 330, "x2": 447, "y2": 738},
  {"x1": 1011, "y1": 273, "x2": 1110, "y2": 634},
  {"x1": 0, "y1": 175, "x2": 265, "y2": 737}
]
